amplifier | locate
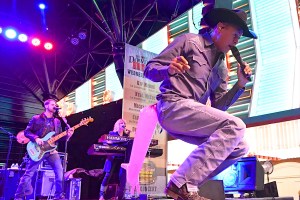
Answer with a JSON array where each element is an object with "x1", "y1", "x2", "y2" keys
[
  {"x1": 39, "y1": 152, "x2": 67, "y2": 170},
  {"x1": 65, "y1": 178, "x2": 81, "y2": 200},
  {"x1": 0, "y1": 169, "x2": 28, "y2": 200},
  {"x1": 35, "y1": 170, "x2": 56, "y2": 197},
  {"x1": 35, "y1": 170, "x2": 81, "y2": 199},
  {"x1": 0, "y1": 169, "x2": 81, "y2": 199}
]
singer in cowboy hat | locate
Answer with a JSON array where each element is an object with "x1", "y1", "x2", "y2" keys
[{"x1": 144, "y1": 8, "x2": 257, "y2": 200}]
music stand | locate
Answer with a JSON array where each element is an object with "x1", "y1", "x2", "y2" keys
[{"x1": 59, "y1": 114, "x2": 71, "y2": 199}]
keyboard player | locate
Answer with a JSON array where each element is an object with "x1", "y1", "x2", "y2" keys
[{"x1": 99, "y1": 118, "x2": 133, "y2": 200}]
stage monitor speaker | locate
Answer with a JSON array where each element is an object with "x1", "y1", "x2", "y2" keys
[
  {"x1": 256, "y1": 181, "x2": 279, "y2": 198},
  {"x1": 212, "y1": 157, "x2": 264, "y2": 193},
  {"x1": 198, "y1": 180, "x2": 225, "y2": 200}
]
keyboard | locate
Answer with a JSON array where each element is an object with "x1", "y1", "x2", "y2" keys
[
  {"x1": 98, "y1": 134, "x2": 159, "y2": 147},
  {"x1": 87, "y1": 144, "x2": 163, "y2": 157}
]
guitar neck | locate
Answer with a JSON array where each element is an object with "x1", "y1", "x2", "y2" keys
[{"x1": 48, "y1": 123, "x2": 82, "y2": 143}]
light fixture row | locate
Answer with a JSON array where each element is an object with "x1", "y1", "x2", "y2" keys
[{"x1": 0, "y1": 26, "x2": 53, "y2": 51}]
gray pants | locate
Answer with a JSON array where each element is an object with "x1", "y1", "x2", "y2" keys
[{"x1": 157, "y1": 99, "x2": 248, "y2": 192}]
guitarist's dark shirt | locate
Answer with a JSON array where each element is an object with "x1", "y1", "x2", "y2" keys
[{"x1": 24, "y1": 112, "x2": 62, "y2": 142}]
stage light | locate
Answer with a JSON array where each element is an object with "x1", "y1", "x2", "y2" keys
[
  {"x1": 18, "y1": 34, "x2": 28, "y2": 42},
  {"x1": 212, "y1": 157, "x2": 264, "y2": 193},
  {"x1": 44, "y1": 42, "x2": 53, "y2": 50},
  {"x1": 39, "y1": 3, "x2": 46, "y2": 10},
  {"x1": 70, "y1": 37, "x2": 79, "y2": 45},
  {"x1": 0, "y1": 27, "x2": 2, "y2": 34},
  {"x1": 32, "y1": 38, "x2": 41, "y2": 46},
  {"x1": 78, "y1": 30, "x2": 87, "y2": 40},
  {"x1": 4, "y1": 28, "x2": 17, "y2": 39}
]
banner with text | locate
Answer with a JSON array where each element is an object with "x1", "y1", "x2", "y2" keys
[{"x1": 123, "y1": 43, "x2": 167, "y2": 196}]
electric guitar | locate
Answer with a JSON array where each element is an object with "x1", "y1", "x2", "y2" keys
[{"x1": 27, "y1": 117, "x2": 94, "y2": 161}]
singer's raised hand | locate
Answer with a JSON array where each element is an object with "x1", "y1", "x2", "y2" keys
[
  {"x1": 168, "y1": 56, "x2": 190, "y2": 75},
  {"x1": 237, "y1": 62, "x2": 252, "y2": 88}
]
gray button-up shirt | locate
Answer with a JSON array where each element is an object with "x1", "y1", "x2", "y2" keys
[{"x1": 144, "y1": 32, "x2": 244, "y2": 111}]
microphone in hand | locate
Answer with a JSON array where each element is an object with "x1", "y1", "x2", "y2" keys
[
  {"x1": 125, "y1": 128, "x2": 131, "y2": 135},
  {"x1": 230, "y1": 46, "x2": 251, "y2": 81}
]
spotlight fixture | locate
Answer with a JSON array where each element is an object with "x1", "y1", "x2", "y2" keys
[
  {"x1": 4, "y1": 28, "x2": 17, "y2": 39},
  {"x1": 44, "y1": 42, "x2": 53, "y2": 50},
  {"x1": 70, "y1": 37, "x2": 79, "y2": 46},
  {"x1": 261, "y1": 160, "x2": 274, "y2": 183},
  {"x1": 39, "y1": 3, "x2": 46, "y2": 10},
  {"x1": 78, "y1": 30, "x2": 87, "y2": 40},
  {"x1": 32, "y1": 38, "x2": 41, "y2": 46},
  {"x1": 18, "y1": 34, "x2": 28, "y2": 42}
]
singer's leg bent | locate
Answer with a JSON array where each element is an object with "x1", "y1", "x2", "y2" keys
[{"x1": 157, "y1": 99, "x2": 247, "y2": 192}]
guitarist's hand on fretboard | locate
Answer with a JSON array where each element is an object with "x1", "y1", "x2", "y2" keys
[
  {"x1": 67, "y1": 127, "x2": 74, "y2": 138},
  {"x1": 35, "y1": 138, "x2": 44, "y2": 146}
]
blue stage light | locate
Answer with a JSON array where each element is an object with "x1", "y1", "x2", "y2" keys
[
  {"x1": 18, "y1": 34, "x2": 28, "y2": 42},
  {"x1": 4, "y1": 28, "x2": 17, "y2": 39},
  {"x1": 0, "y1": 27, "x2": 2, "y2": 34},
  {"x1": 39, "y1": 3, "x2": 46, "y2": 10}
]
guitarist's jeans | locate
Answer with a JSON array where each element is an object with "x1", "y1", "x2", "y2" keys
[{"x1": 15, "y1": 152, "x2": 63, "y2": 198}]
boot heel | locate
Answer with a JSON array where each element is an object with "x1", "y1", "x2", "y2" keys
[{"x1": 165, "y1": 188, "x2": 179, "y2": 199}]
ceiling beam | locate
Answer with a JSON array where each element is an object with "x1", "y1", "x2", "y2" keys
[
  {"x1": 127, "y1": 0, "x2": 157, "y2": 43},
  {"x1": 72, "y1": 1, "x2": 114, "y2": 43}
]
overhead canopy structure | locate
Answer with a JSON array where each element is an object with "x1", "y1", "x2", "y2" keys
[{"x1": 0, "y1": 0, "x2": 212, "y2": 102}]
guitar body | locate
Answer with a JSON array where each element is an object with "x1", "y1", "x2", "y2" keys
[
  {"x1": 26, "y1": 117, "x2": 94, "y2": 162},
  {"x1": 26, "y1": 131, "x2": 57, "y2": 162}
]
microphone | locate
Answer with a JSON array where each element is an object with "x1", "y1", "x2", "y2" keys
[
  {"x1": 54, "y1": 107, "x2": 61, "y2": 110},
  {"x1": 125, "y1": 128, "x2": 131, "y2": 134},
  {"x1": 230, "y1": 46, "x2": 252, "y2": 81}
]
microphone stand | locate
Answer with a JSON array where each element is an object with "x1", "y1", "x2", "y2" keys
[
  {"x1": 0, "y1": 126, "x2": 16, "y2": 198},
  {"x1": 58, "y1": 112, "x2": 71, "y2": 199}
]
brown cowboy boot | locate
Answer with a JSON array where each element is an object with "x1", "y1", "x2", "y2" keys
[{"x1": 165, "y1": 181, "x2": 211, "y2": 200}]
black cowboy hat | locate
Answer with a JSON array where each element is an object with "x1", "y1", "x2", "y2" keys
[{"x1": 203, "y1": 8, "x2": 257, "y2": 39}]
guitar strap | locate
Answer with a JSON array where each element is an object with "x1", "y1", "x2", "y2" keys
[{"x1": 54, "y1": 118, "x2": 61, "y2": 135}]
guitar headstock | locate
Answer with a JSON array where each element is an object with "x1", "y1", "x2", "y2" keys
[{"x1": 80, "y1": 117, "x2": 94, "y2": 126}]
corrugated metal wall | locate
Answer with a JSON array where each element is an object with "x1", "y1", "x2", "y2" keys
[{"x1": 0, "y1": 71, "x2": 43, "y2": 166}]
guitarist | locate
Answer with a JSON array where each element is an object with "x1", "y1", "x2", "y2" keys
[{"x1": 14, "y1": 99, "x2": 74, "y2": 200}]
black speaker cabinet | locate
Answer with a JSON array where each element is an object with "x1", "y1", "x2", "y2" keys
[
  {"x1": 256, "y1": 181, "x2": 279, "y2": 198},
  {"x1": 0, "y1": 169, "x2": 81, "y2": 200},
  {"x1": 198, "y1": 180, "x2": 225, "y2": 200},
  {"x1": 212, "y1": 157, "x2": 264, "y2": 193},
  {"x1": 106, "y1": 184, "x2": 118, "y2": 199},
  {"x1": 65, "y1": 178, "x2": 81, "y2": 200},
  {"x1": 0, "y1": 169, "x2": 36, "y2": 200}
]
